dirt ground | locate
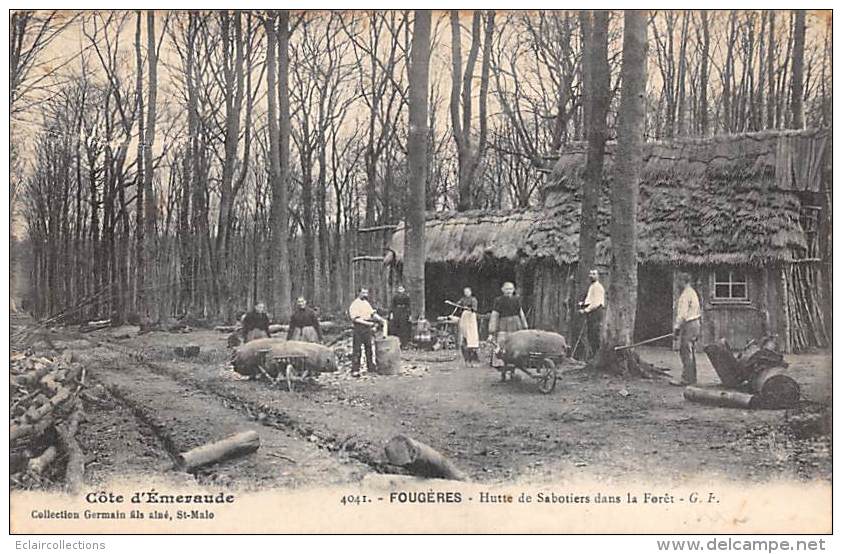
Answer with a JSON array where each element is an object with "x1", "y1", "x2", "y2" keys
[{"x1": 23, "y1": 324, "x2": 833, "y2": 490}]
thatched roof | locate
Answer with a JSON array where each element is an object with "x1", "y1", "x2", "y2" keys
[
  {"x1": 389, "y1": 209, "x2": 540, "y2": 265},
  {"x1": 390, "y1": 130, "x2": 828, "y2": 267}
]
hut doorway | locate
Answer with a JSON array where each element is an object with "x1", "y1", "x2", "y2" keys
[
  {"x1": 423, "y1": 261, "x2": 527, "y2": 320},
  {"x1": 635, "y1": 265, "x2": 673, "y2": 343}
]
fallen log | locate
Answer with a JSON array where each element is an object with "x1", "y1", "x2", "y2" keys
[
  {"x1": 751, "y1": 367, "x2": 800, "y2": 409},
  {"x1": 56, "y1": 406, "x2": 85, "y2": 492},
  {"x1": 215, "y1": 325, "x2": 239, "y2": 333},
  {"x1": 28, "y1": 446, "x2": 58, "y2": 475},
  {"x1": 13, "y1": 363, "x2": 55, "y2": 388},
  {"x1": 177, "y1": 430, "x2": 260, "y2": 472},
  {"x1": 683, "y1": 386, "x2": 757, "y2": 409},
  {"x1": 10, "y1": 416, "x2": 54, "y2": 443},
  {"x1": 24, "y1": 387, "x2": 72, "y2": 423},
  {"x1": 81, "y1": 319, "x2": 111, "y2": 333},
  {"x1": 384, "y1": 435, "x2": 468, "y2": 481}
]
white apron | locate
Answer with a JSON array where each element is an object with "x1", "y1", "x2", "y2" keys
[{"x1": 459, "y1": 310, "x2": 480, "y2": 349}]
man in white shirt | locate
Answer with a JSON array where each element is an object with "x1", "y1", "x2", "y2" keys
[
  {"x1": 671, "y1": 272, "x2": 702, "y2": 386},
  {"x1": 578, "y1": 269, "x2": 605, "y2": 357},
  {"x1": 348, "y1": 287, "x2": 385, "y2": 377}
]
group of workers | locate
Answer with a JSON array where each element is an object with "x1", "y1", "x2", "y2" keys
[
  {"x1": 575, "y1": 268, "x2": 701, "y2": 385},
  {"x1": 240, "y1": 268, "x2": 701, "y2": 384}
]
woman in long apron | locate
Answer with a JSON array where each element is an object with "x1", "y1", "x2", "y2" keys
[{"x1": 457, "y1": 287, "x2": 480, "y2": 364}]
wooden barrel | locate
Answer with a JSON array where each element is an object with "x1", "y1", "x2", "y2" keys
[
  {"x1": 374, "y1": 336, "x2": 401, "y2": 375},
  {"x1": 751, "y1": 367, "x2": 800, "y2": 409}
]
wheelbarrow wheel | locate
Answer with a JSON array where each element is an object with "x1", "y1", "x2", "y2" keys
[
  {"x1": 284, "y1": 363, "x2": 296, "y2": 393},
  {"x1": 537, "y1": 358, "x2": 557, "y2": 394}
]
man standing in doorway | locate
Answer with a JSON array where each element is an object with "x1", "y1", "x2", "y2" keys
[
  {"x1": 578, "y1": 269, "x2": 605, "y2": 356},
  {"x1": 671, "y1": 272, "x2": 701, "y2": 386},
  {"x1": 348, "y1": 287, "x2": 386, "y2": 377}
]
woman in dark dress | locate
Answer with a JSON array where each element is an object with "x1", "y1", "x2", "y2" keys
[
  {"x1": 389, "y1": 285, "x2": 412, "y2": 346},
  {"x1": 487, "y1": 282, "x2": 528, "y2": 365},
  {"x1": 287, "y1": 297, "x2": 323, "y2": 343}
]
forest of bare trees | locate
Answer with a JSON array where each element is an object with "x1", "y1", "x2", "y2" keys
[{"x1": 11, "y1": 10, "x2": 832, "y2": 325}]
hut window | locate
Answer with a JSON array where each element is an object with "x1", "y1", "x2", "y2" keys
[{"x1": 712, "y1": 269, "x2": 748, "y2": 301}]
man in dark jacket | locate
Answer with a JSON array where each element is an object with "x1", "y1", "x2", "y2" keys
[
  {"x1": 242, "y1": 302, "x2": 271, "y2": 342},
  {"x1": 389, "y1": 285, "x2": 412, "y2": 346}
]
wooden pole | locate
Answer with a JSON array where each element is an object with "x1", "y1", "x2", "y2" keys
[{"x1": 177, "y1": 430, "x2": 260, "y2": 472}]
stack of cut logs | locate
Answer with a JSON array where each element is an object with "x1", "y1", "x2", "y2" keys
[{"x1": 10, "y1": 351, "x2": 86, "y2": 491}]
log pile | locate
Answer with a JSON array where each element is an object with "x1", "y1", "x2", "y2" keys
[{"x1": 10, "y1": 351, "x2": 86, "y2": 491}]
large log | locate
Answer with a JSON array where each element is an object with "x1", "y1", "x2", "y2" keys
[
  {"x1": 751, "y1": 367, "x2": 800, "y2": 409},
  {"x1": 496, "y1": 330, "x2": 568, "y2": 369},
  {"x1": 233, "y1": 338, "x2": 337, "y2": 377},
  {"x1": 384, "y1": 435, "x2": 468, "y2": 481},
  {"x1": 177, "y1": 431, "x2": 260, "y2": 472},
  {"x1": 683, "y1": 386, "x2": 757, "y2": 409}
]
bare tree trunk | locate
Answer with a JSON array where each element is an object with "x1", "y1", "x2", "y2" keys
[
  {"x1": 790, "y1": 10, "x2": 806, "y2": 129},
  {"x1": 268, "y1": 11, "x2": 292, "y2": 322},
  {"x1": 576, "y1": 10, "x2": 609, "y2": 319},
  {"x1": 676, "y1": 11, "x2": 689, "y2": 136},
  {"x1": 603, "y1": 10, "x2": 647, "y2": 357},
  {"x1": 450, "y1": 11, "x2": 492, "y2": 212},
  {"x1": 767, "y1": 11, "x2": 776, "y2": 129},
  {"x1": 757, "y1": 12, "x2": 768, "y2": 131},
  {"x1": 405, "y1": 10, "x2": 432, "y2": 320},
  {"x1": 134, "y1": 12, "x2": 146, "y2": 316},
  {"x1": 144, "y1": 10, "x2": 158, "y2": 320},
  {"x1": 722, "y1": 11, "x2": 737, "y2": 133},
  {"x1": 699, "y1": 11, "x2": 710, "y2": 135}
]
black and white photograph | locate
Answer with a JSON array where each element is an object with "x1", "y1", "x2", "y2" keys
[{"x1": 7, "y1": 7, "x2": 833, "y2": 535}]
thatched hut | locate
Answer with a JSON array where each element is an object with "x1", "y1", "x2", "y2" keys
[
  {"x1": 388, "y1": 129, "x2": 831, "y2": 352},
  {"x1": 387, "y1": 210, "x2": 539, "y2": 319}
]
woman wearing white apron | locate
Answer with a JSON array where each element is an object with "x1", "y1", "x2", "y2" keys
[{"x1": 457, "y1": 287, "x2": 480, "y2": 364}]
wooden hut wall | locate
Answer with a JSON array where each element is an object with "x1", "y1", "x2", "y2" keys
[
  {"x1": 682, "y1": 266, "x2": 771, "y2": 350},
  {"x1": 531, "y1": 260, "x2": 575, "y2": 336}
]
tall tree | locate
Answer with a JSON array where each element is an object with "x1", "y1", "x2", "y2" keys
[
  {"x1": 603, "y1": 10, "x2": 647, "y2": 358},
  {"x1": 134, "y1": 11, "x2": 147, "y2": 315},
  {"x1": 143, "y1": 10, "x2": 159, "y2": 318},
  {"x1": 576, "y1": 11, "x2": 610, "y2": 318},
  {"x1": 267, "y1": 10, "x2": 292, "y2": 322},
  {"x1": 697, "y1": 11, "x2": 710, "y2": 135},
  {"x1": 790, "y1": 10, "x2": 806, "y2": 129},
  {"x1": 450, "y1": 10, "x2": 494, "y2": 211},
  {"x1": 405, "y1": 10, "x2": 432, "y2": 320},
  {"x1": 766, "y1": 11, "x2": 776, "y2": 129}
]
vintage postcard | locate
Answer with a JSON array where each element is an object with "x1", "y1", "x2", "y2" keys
[{"x1": 7, "y1": 8, "x2": 832, "y2": 535}]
